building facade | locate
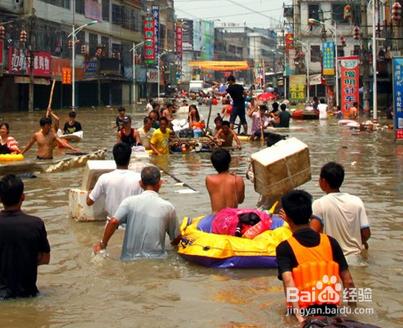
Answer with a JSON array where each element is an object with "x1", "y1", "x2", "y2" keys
[{"x1": 0, "y1": 0, "x2": 145, "y2": 111}]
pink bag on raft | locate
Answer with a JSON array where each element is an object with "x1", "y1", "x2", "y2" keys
[{"x1": 211, "y1": 208, "x2": 272, "y2": 236}]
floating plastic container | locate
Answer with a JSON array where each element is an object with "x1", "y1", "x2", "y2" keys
[{"x1": 251, "y1": 138, "x2": 311, "y2": 197}]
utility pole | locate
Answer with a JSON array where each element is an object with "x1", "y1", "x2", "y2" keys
[
  {"x1": 361, "y1": 0, "x2": 370, "y2": 112},
  {"x1": 28, "y1": 11, "x2": 36, "y2": 112}
]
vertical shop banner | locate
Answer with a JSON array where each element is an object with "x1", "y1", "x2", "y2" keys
[
  {"x1": 143, "y1": 16, "x2": 155, "y2": 64},
  {"x1": 151, "y1": 5, "x2": 159, "y2": 55},
  {"x1": 322, "y1": 41, "x2": 335, "y2": 76},
  {"x1": 176, "y1": 22, "x2": 183, "y2": 60},
  {"x1": 340, "y1": 56, "x2": 360, "y2": 117},
  {"x1": 285, "y1": 33, "x2": 294, "y2": 50},
  {"x1": 289, "y1": 75, "x2": 306, "y2": 102},
  {"x1": 392, "y1": 57, "x2": 403, "y2": 140}
]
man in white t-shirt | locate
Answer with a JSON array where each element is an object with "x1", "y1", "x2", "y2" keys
[
  {"x1": 312, "y1": 162, "x2": 371, "y2": 265},
  {"x1": 93, "y1": 165, "x2": 178, "y2": 260},
  {"x1": 137, "y1": 117, "x2": 155, "y2": 150},
  {"x1": 146, "y1": 99, "x2": 154, "y2": 114},
  {"x1": 317, "y1": 98, "x2": 328, "y2": 120},
  {"x1": 86, "y1": 143, "x2": 142, "y2": 218}
]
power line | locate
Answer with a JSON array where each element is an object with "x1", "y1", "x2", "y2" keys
[
  {"x1": 224, "y1": 0, "x2": 282, "y2": 24},
  {"x1": 204, "y1": 8, "x2": 283, "y2": 19}
]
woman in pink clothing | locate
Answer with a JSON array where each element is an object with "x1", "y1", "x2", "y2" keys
[{"x1": 0, "y1": 122, "x2": 20, "y2": 154}]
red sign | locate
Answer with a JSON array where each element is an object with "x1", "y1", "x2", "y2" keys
[
  {"x1": 285, "y1": 33, "x2": 294, "y2": 50},
  {"x1": 143, "y1": 16, "x2": 155, "y2": 63},
  {"x1": 8, "y1": 48, "x2": 51, "y2": 77},
  {"x1": 340, "y1": 56, "x2": 360, "y2": 117},
  {"x1": 51, "y1": 57, "x2": 71, "y2": 79},
  {"x1": 176, "y1": 22, "x2": 183, "y2": 59}
]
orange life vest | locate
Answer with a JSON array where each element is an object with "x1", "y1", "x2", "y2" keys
[{"x1": 288, "y1": 234, "x2": 341, "y2": 309}]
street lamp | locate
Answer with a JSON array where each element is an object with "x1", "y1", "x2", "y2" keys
[
  {"x1": 67, "y1": 19, "x2": 98, "y2": 109},
  {"x1": 130, "y1": 41, "x2": 144, "y2": 104},
  {"x1": 308, "y1": 18, "x2": 339, "y2": 107},
  {"x1": 296, "y1": 40, "x2": 310, "y2": 102}
]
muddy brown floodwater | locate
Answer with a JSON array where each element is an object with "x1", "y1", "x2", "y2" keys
[{"x1": 0, "y1": 107, "x2": 402, "y2": 327}]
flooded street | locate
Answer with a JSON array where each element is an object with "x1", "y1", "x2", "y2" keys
[{"x1": 0, "y1": 106, "x2": 402, "y2": 328}]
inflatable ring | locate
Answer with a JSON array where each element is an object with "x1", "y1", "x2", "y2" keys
[
  {"x1": 0, "y1": 153, "x2": 24, "y2": 162},
  {"x1": 177, "y1": 216, "x2": 292, "y2": 268}
]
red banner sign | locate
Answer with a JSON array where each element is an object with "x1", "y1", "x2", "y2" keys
[
  {"x1": 176, "y1": 22, "x2": 183, "y2": 59},
  {"x1": 340, "y1": 56, "x2": 360, "y2": 117},
  {"x1": 143, "y1": 16, "x2": 155, "y2": 63},
  {"x1": 285, "y1": 33, "x2": 294, "y2": 50},
  {"x1": 8, "y1": 48, "x2": 51, "y2": 77}
]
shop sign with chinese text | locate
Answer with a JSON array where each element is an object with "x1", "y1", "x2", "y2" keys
[
  {"x1": 340, "y1": 56, "x2": 360, "y2": 118},
  {"x1": 392, "y1": 57, "x2": 403, "y2": 140},
  {"x1": 8, "y1": 48, "x2": 51, "y2": 76},
  {"x1": 322, "y1": 41, "x2": 335, "y2": 76},
  {"x1": 289, "y1": 75, "x2": 306, "y2": 102},
  {"x1": 144, "y1": 16, "x2": 156, "y2": 64}
]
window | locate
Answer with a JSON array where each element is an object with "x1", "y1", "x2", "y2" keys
[
  {"x1": 40, "y1": 0, "x2": 70, "y2": 9},
  {"x1": 308, "y1": 4, "x2": 320, "y2": 21},
  {"x1": 75, "y1": 0, "x2": 84, "y2": 14},
  {"x1": 75, "y1": 30, "x2": 85, "y2": 55},
  {"x1": 332, "y1": 3, "x2": 360, "y2": 25},
  {"x1": 121, "y1": 43, "x2": 131, "y2": 66},
  {"x1": 112, "y1": 43, "x2": 122, "y2": 59},
  {"x1": 112, "y1": 4, "x2": 122, "y2": 25},
  {"x1": 310, "y1": 45, "x2": 321, "y2": 63},
  {"x1": 337, "y1": 45, "x2": 344, "y2": 57},
  {"x1": 102, "y1": 0, "x2": 110, "y2": 21},
  {"x1": 101, "y1": 36, "x2": 110, "y2": 57},
  {"x1": 89, "y1": 33, "x2": 98, "y2": 57},
  {"x1": 122, "y1": 7, "x2": 130, "y2": 29}
]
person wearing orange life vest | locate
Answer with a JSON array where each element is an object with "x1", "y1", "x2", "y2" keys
[{"x1": 275, "y1": 190, "x2": 355, "y2": 323}]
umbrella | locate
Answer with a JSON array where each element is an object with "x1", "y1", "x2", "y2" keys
[{"x1": 257, "y1": 92, "x2": 277, "y2": 101}]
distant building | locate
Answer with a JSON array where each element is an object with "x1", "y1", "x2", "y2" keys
[{"x1": 0, "y1": 0, "x2": 145, "y2": 111}]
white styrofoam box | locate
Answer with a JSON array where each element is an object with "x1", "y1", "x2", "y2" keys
[
  {"x1": 251, "y1": 137, "x2": 311, "y2": 196},
  {"x1": 69, "y1": 188, "x2": 107, "y2": 222},
  {"x1": 81, "y1": 160, "x2": 116, "y2": 191}
]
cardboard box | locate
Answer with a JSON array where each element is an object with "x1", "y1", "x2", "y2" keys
[{"x1": 251, "y1": 138, "x2": 311, "y2": 196}]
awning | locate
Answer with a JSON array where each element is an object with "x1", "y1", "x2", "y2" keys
[
  {"x1": 188, "y1": 60, "x2": 249, "y2": 71},
  {"x1": 14, "y1": 76, "x2": 50, "y2": 85}
]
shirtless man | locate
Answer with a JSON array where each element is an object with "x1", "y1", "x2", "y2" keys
[
  {"x1": 214, "y1": 120, "x2": 241, "y2": 149},
  {"x1": 205, "y1": 148, "x2": 245, "y2": 213},
  {"x1": 22, "y1": 117, "x2": 77, "y2": 159}
]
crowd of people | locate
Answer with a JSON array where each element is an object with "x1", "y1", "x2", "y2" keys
[{"x1": 0, "y1": 75, "x2": 374, "y2": 325}]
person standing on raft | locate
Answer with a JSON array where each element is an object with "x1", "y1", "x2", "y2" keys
[
  {"x1": 276, "y1": 190, "x2": 355, "y2": 323},
  {"x1": 206, "y1": 149, "x2": 245, "y2": 213}
]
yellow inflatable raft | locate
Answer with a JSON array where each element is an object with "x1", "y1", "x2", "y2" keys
[
  {"x1": 177, "y1": 215, "x2": 292, "y2": 268},
  {"x1": 0, "y1": 154, "x2": 24, "y2": 162}
]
